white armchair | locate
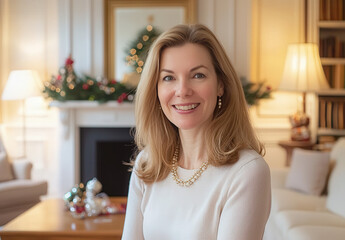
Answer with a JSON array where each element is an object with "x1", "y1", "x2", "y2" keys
[{"x1": 0, "y1": 136, "x2": 48, "y2": 226}]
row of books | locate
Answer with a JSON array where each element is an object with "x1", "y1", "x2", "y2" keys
[
  {"x1": 319, "y1": 96, "x2": 345, "y2": 129},
  {"x1": 323, "y1": 65, "x2": 345, "y2": 88},
  {"x1": 319, "y1": 0, "x2": 345, "y2": 20},
  {"x1": 319, "y1": 36, "x2": 345, "y2": 58}
]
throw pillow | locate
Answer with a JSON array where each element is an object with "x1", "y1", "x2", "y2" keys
[
  {"x1": 0, "y1": 151, "x2": 14, "y2": 182},
  {"x1": 285, "y1": 148, "x2": 330, "y2": 195},
  {"x1": 327, "y1": 137, "x2": 345, "y2": 218}
]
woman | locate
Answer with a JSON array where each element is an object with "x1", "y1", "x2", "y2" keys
[{"x1": 122, "y1": 24, "x2": 271, "y2": 240}]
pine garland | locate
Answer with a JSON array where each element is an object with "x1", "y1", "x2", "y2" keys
[
  {"x1": 43, "y1": 57, "x2": 135, "y2": 103},
  {"x1": 241, "y1": 77, "x2": 271, "y2": 106}
]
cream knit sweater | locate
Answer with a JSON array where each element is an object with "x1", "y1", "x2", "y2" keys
[{"x1": 122, "y1": 149, "x2": 271, "y2": 240}]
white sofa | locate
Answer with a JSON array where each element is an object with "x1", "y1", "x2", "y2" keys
[
  {"x1": 264, "y1": 137, "x2": 345, "y2": 240},
  {"x1": 0, "y1": 137, "x2": 47, "y2": 226}
]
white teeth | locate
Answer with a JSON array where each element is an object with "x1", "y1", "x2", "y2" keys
[{"x1": 175, "y1": 104, "x2": 198, "y2": 110}]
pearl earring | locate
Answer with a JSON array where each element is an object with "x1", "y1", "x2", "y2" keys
[{"x1": 218, "y1": 96, "x2": 222, "y2": 109}]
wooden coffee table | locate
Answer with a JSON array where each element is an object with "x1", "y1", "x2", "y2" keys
[{"x1": 0, "y1": 197, "x2": 127, "y2": 240}]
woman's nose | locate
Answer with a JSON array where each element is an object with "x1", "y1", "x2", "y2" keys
[{"x1": 175, "y1": 79, "x2": 192, "y2": 98}]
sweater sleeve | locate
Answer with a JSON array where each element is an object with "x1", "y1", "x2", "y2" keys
[
  {"x1": 217, "y1": 158, "x2": 271, "y2": 240},
  {"x1": 121, "y1": 161, "x2": 145, "y2": 240}
]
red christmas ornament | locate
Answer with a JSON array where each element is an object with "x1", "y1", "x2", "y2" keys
[
  {"x1": 110, "y1": 79, "x2": 117, "y2": 84},
  {"x1": 65, "y1": 56, "x2": 74, "y2": 66},
  {"x1": 82, "y1": 84, "x2": 89, "y2": 90},
  {"x1": 57, "y1": 75, "x2": 62, "y2": 80},
  {"x1": 117, "y1": 93, "x2": 127, "y2": 103}
]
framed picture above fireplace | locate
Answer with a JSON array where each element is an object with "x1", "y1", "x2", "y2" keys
[{"x1": 104, "y1": 0, "x2": 197, "y2": 81}]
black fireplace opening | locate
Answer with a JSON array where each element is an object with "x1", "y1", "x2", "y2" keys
[{"x1": 80, "y1": 128, "x2": 136, "y2": 196}]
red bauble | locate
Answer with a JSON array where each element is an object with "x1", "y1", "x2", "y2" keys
[
  {"x1": 117, "y1": 93, "x2": 127, "y2": 103},
  {"x1": 82, "y1": 84, "x2": 89, "y2": 90},
  {"x1": 65, "y1": 57, "x2": 74, "y2": 66}
]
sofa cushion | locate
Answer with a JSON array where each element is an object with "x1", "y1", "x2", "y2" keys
[
  {"x1": 0, "y1": 152, "x2": 14, "y2": 182},
  {"x1": 12, "y1": 159, "x2": 32, "y2": 179},
  {"x1": 287, "y1": 226, "x2": 345, "y2": 240},
  {"x1": 271, "y1": 188, "x2": 327, "y2": 218},
  {"x1": 330, "y1": 137, "x2": 345, "y2": 160},
  {"x1": 275, "y1": 210, "x2": 345, "y2": 237},
  {"x1": 327, "y1": 137, "x2": 345, "y2": 218},
  {"x1": 286, "y1": 148, "x2": 330, "y2": 195},
  {"x1": 0, "y1": 179, "x2": 47, "y2": 208}
]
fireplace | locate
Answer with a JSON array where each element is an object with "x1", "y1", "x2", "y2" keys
[
  {"x1": 52, "y1": 101, "x2": 135, "y2": 197},
  {"x1": 80, "y1": 127, "x2": 136, "y2": 196}
]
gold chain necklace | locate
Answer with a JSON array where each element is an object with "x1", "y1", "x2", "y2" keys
[{"x1": 171, "y1": 146, "x2": 209, "y2": 187}]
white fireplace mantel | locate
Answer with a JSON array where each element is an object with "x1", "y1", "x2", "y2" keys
[{"x1": 50, "y1": 101, "x2": 135, "y2": 197}]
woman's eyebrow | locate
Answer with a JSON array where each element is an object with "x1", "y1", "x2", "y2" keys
[
  {"x1": 160, "y1": 69, "x2": 174, "y2": 73},
  {"x1": 190, "y1": 65, "x2": 208, "y2": 72},
  {"x1": 160, "y1": 65, "x2": 208, "y2": 74}
]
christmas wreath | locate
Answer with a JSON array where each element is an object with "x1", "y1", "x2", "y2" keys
[{"x1": 125, "y1": 24, "x2": 161, "y2": 74}]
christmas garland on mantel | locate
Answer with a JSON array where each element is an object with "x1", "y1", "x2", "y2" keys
[{"x1": 43, "y1": 56, "x2": 135, "y2": 103}]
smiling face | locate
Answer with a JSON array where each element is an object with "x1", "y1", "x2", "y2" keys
[{"x1": 157, "y1": 43, "x2": 224, "y2": 132}]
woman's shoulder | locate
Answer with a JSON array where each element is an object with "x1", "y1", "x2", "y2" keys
[
  {"x1": 217, "y1": 149, "x2": 269, "y2": 178},
  {"x1": 234, "y1": 149, "x2": 270, "y2": 177},
  {"x1": 238, "y1": 148, "x2": 265, "y2": 164}
]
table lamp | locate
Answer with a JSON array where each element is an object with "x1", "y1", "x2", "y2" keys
[
  {"x1": 1, "y1": 70, "x2": 42, "y2": 157},
  {"x1": 279, "y1": 43, "x2": 329, "y2": 141}
]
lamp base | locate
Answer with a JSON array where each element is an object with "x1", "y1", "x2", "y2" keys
[{"x1": 289, "y1": 112, "x2": 311, "y2": 142}]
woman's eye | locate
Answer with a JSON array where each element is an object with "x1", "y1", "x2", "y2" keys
[
  {"x1": 194, "y1": 73, "x2": 206, "y2": 79},
  {"x1": 163, "y1": 75, "x2": 174, "y2": 81}
]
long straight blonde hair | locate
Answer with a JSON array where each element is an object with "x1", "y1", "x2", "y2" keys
[{"x1": 134, "y1": 24, "x2": 264, "y2": 183}]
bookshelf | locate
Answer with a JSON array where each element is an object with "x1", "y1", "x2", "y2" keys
[
  {"x1": 312, "y1": 0, "x2": 345, "y2": 144},
  {"x1": 318, "y1": 0, "x2": 345, "y2": 89}
]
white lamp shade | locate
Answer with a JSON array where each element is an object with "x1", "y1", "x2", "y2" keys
[
  {"x1": 2, "y1": 70, "x2": 42, "y2": 100},
  {"x1": 279, "y1": 43, "x2": 329, "y2": 92}
]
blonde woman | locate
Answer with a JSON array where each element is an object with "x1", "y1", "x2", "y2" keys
[{"x1": 122, "y1": 24, "x2": 271, "y2": 240}]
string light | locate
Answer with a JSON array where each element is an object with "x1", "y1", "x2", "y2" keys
[
  {"x1": 67, "y1": 76, "x2": 74, "y2": 83},
  {"x1": 146, "y1": 25, "x2": 153, "y2": 31}
]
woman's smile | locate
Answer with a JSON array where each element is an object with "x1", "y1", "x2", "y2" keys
[{"x1": 173, "y1": 103, "x2": 200, "y2": 111}]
